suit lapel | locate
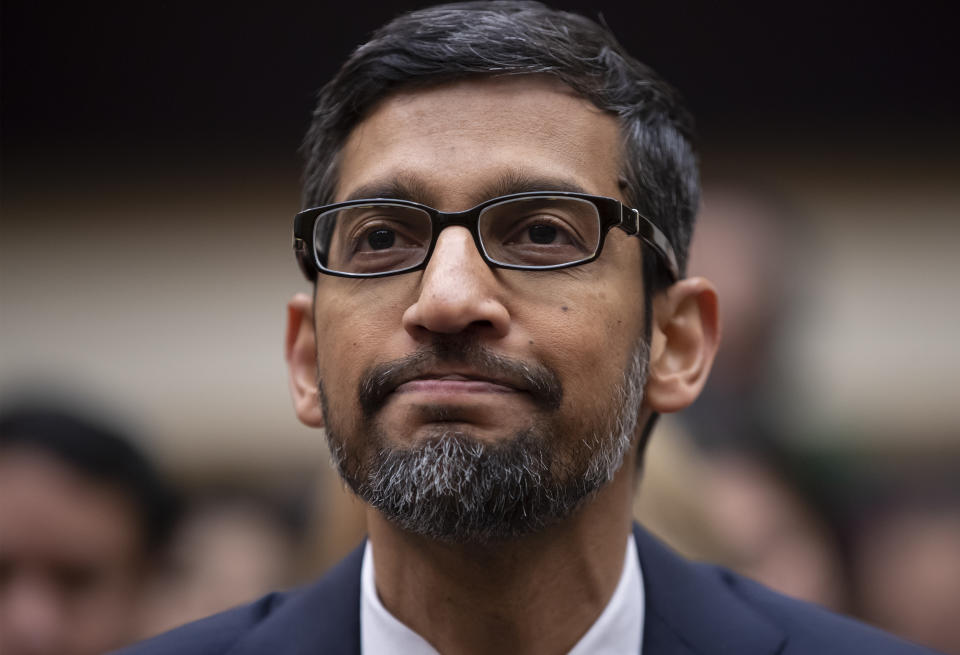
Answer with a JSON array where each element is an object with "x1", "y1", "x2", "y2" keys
[
  {"x1": 634, "y1": 524, "x2": 785, "y2": 655},
  {"x1": 226, "y1": 525, "x2": 786, "y2": 655},
  {"x1": 228, "y1": 542, "x2": 364, "y2": 655}
]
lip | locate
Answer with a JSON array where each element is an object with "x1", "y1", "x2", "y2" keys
[
  {"x1": 358, "y1": 351, "x2": 562, "y2": 417},
  {"x1": 392, "y1": 372, "x2": 522, "y2": 396}
]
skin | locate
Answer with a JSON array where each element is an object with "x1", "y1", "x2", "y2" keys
[
  {"x1": 287, "y1": 75, "x2": 720, "y2": 655},
  {"x1": 0, "y1": 449, "x2": 146, "y2": 655}
]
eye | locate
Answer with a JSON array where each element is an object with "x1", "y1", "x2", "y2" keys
[
  {"x1": 478, "y1": 197, "x2": 600, "y2": 267},
  {"x1": 319, "y1": 204, "x2": 431, "y2": 274},
  {"x1": 502, "y1": 215, "x2": 580, "y2": 248},
  {"x1": 527, "y1": 223, "x2": 559, "y2": 244},
  {"x1": 353, "y1": 221, "x2": 419, "y2": 252},
  {"x1": 54, "y1": 562, "x2": 102, "y2": 596},
  {"x1": 366, "y1": 228, "x2": 396, "y2": 250}
]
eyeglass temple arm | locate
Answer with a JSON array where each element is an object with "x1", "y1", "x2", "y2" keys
[
  {"x1": 293, "y1": 212, "x2": 319, "y2": 280},
  {"x1": 621, "y1": 207, "x2": 680, "y2": 282}
]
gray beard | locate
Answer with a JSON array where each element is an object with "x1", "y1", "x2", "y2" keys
[{"x1": 322, "y1": 341, "x2": 648, "y2": 543}]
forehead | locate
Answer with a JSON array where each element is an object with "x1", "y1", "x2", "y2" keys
[
  {"x1": 335, "y1": 75, "x2": 624, "y2": 207},
  {"x1": 0, "y1": 449, "x2": 143, "y2": 563}
]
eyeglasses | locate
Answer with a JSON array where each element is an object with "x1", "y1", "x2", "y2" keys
[{"x1": 293, "y1": 191, "x2": 679, "y2": 281}]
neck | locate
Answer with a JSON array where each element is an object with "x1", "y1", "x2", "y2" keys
[{"x1": 366, "y1": 450, "x2": 638, "y2": 655}]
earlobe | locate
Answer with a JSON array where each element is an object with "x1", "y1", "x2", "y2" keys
[
  {"x1": 644, "y1": 277, "x2": 720, "y2": 414},
  {"x1": 285, "y1": 292, "x2": 325, "y2": 428}
]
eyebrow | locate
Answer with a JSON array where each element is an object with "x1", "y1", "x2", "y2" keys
[
  {"x1": 476, "y1": 171, "x2": 590, "y2": 201},
  {"x1": 342, "y1": 176, "x2": 433, "y2": 204},
  {"x1": 340, "y1": 171, "x2": 592, "y2": 207}
]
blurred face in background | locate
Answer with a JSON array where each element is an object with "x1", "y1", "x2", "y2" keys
[{"x1": 0, "y1": 448, "x2": 146, "y2": 655}]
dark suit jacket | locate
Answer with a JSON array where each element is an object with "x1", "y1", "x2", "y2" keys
[{"x1": 118, "y1": 524, "x2": 938, "y2": 654}]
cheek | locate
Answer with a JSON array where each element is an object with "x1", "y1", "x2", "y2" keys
[
  {"x1": 313, "y1": 282, "x2": 412, "y2": 389},
  {"x1": 517, "y1": 279, "x2": 644, "y2": 413},
  {"x1": 71, "y1": 577, "x2": 140, "y2": 650}
]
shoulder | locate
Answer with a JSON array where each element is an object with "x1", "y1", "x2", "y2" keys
[
  {"x1": 112, "y1": 592, "x2": 292, "y2": 655},
  {"x1": 114, "y1": 543, "x2": 365, "y2": 655},
  {"x1": 714, "y1": 567, "x2": 939, "y2": 655},
  {"x1": 633, "y1": 523, "x2": 938, "y2": 654}
]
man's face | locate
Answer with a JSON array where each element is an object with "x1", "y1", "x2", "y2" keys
[
  {"x1": 310, "y1": 76, "x2": 649, "y2": 539},
  {"x1": 0, "y1": 449, "x2": 145, "y2": 655}
]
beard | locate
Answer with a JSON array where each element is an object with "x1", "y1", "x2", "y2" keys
[{"x1": 320, "y1": 338, "x2": 649, "y2": 543}]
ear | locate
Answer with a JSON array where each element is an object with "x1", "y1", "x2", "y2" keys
[
  {"x1": 285, "y1": 293, "x2": 325, "y2": 428},
  {"x1": 644, "y1": 277, "x2": 721, "y2": 414}
]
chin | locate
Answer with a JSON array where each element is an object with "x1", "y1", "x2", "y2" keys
[{"x1": 328, "y1": 426, "x2": 618, "y2": 543}]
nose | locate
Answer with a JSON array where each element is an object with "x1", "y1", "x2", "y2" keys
[
  {"x1": 5, "y1": 578, "x2": 65, "y2": 655},
  {"x1": 401, "y1": 226, "x2": 511, "y2": 338}
]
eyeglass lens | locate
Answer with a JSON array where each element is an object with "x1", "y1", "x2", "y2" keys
[{"x1": 314, "y1": 196, "x2": 602, "y2": 275}]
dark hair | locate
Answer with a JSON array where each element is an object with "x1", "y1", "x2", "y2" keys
[
  {"x1": 302, "y1": 0, "x2": 699, "y2": 291},
  {"x1": 0, "y1": 405, "x2": 181, "y2": 555}
]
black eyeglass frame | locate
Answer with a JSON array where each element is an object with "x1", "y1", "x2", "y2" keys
[{"x1": 292, "y1": 191, "x2": 680, "y2": 282}]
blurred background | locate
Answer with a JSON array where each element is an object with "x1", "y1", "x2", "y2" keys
[{"x1": 2, "y1": 1, "x2": 958, "y2": 653}]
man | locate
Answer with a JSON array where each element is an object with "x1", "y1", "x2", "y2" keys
[
  {"x1": 119, "y1": 2, "x2": 937, "y2": 653},
  {"x1": 0, "y1": 405, "x2": 179, "y2": 655}
]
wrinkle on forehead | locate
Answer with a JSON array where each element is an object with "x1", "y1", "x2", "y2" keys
[{"x1": 335, "y1": 75, "x2": 623, "y2": 207}]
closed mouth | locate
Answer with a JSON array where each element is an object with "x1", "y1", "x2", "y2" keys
[
  {"x1": 357, "y1": 346, "x2": 563, "y2": 418},
  {"x1": 392, "y1": 372, "x2": 523, "y2": 394}
]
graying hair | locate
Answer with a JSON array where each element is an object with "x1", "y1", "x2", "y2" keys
[
  {"x1": 302, "y1": 0, "x2": 698, "y2": 291},
  {"x1": 324, "y1": 340, "x2": 648, "y2": 542}
]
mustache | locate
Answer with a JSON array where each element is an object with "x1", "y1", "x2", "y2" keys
[{"x1": 357, "y1": 339, "x2": 563, "y2": 418}]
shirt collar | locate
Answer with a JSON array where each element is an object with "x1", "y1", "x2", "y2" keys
[{"x1": 360, "y1": 535, "x2": 643, "y2": 654}]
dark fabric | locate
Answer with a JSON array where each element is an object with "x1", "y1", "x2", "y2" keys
[
  {"x1": 116, "y1": 545, "x2": 362, "y2": 655},
  {"x1": 116, "y1": 524, "x2": 939, "y2": 654},
  {"x1": 633, "y1": 524, "x2": 938, "y2": 654}
]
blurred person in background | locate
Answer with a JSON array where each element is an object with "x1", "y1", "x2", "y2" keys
[
  {"x1": 637, "y1": 182, "x2": 960, "y2": 654},
  {"x1": 682, "y1": 184, "x2": 847, "y2": 610},
  {"x1": 139, "y1": 489, "x2": 304, "y2": 637},
  {"x1": 635, "y1": 183, "x2": 848, "y2": 612},
  {"x1": 0, "y1": 404, "x2": 180, "y2": 655},
  {"x1": 850, "y1": 475, "x2": 960, "y2": 655}
]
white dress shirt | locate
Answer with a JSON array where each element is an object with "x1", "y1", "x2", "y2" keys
[{"x1": 360, "y1": 535, "x2": 644, "y2": 654}]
